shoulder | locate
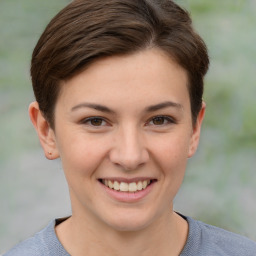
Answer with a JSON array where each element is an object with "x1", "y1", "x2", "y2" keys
[
  {"x1": 181, "y1": 215, "x2": 256, "y2": 256},
  {"x1": 197, "y1": 219, "x2": 256, "y2": 255},
  {"x1": 3, "y1": 219, "x2": 69, "y2": 256}
]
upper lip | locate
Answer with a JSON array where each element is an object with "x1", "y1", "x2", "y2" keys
[{"x1": 98, "y1": 177, "x2": 157, "y2": 183}]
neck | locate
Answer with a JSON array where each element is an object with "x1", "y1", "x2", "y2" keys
[{"x1": 56, "y1": 210, "x2": 188, "y2": 256}]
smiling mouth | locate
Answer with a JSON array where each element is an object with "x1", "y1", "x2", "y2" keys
[{"x1": 99, "y1": 179, "x2": 157, "y2": 192}]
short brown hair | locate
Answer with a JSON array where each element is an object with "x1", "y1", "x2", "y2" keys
[{"x1": 31, "y1": 0, "x2": 209, "y2": 127}]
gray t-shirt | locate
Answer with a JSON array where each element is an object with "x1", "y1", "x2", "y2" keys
[{"x1": 4, "y1": 215, "x2": 256, "y2": 256}]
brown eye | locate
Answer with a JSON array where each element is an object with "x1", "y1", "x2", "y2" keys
[
  {"x1": 90, "y1": 118, "x2": 103, "y2": 126},
  {"x1": 82, "y1": 117, "x2": 107, "y2": 127},
  {"x1": 152, "y1": 116, "x2": 165, "y2": 125},
  {"x1": 147, "y1": 116, "x2": 175, "y2": 126}
]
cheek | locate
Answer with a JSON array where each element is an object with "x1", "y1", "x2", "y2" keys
[
  {"x1": 150, "y1": 132, "x2": 191, "y2": 193},
  {"x1": 150, "y1": 131, "x2": 191, "y2": 167},
  {"x1": 148, "y1": 134, "x2": 190, "y2": 209},
  {"x1": 56, "y1": 132, "x2": 110, "y2": 177}
]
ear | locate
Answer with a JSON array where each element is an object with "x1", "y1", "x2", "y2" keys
[
  {"x1": 188, "y1": 102, "x2": 206, "y2": 158},
  {"x1": 29, "y1": 101, "x2": 59, "y2": 160}
]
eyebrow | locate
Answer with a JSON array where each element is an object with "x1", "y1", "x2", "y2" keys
[
  {"x1": 71, "y1": 101, "x2": 183, "y2": 113},
  {"x1": 145, "y1": 101, "x2": 183, "y2": 112},
  {"x1": 71, "y1": 103, "x2": 115, "y2": 114}
]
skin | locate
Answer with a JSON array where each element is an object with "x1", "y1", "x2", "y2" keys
[{"x1": 29, "y1": 48, "x2": 205, "y2": 256}]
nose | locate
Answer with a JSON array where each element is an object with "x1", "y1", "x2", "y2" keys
[{"x1": 109, "y1": 125, "x2": 149, "y2": 171}]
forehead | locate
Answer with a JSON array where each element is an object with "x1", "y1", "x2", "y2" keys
[{"x1": 58, "y1": 49, "x2": 190, "y2": 112}]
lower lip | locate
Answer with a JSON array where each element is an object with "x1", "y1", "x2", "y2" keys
[{"x1": 99, "y1": 181, "x2": 155, "y2": 203}]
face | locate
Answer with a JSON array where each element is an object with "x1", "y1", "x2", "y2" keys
[{"x1": 32, "y1": 49, "x2": 204, "y2": 232}]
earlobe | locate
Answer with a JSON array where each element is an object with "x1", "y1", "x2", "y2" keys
[
  {"x1": 188, "y1": 102, "x2": 206, "y2": 158},
  {"x1": 28, "y1": 101, "x2": 59, "y2": 160}
]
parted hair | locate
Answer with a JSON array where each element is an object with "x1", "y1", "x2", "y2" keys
[{"x1": 31, "y1": 0, "x2": 209, "y2": 127}]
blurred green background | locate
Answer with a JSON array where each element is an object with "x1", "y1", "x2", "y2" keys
[{"x1": 0, "y1": 0, "x2": 255, "y2": 253}]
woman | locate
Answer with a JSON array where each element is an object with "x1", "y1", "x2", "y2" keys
[{"x1": 5, "y1": 0, "x2": 256, "y2": 255}]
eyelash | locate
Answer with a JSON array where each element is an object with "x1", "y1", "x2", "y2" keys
[
  {"x1": 80, "y1": 117, "x2": 108, "y2": 127},
  {"x1": 146, "y1": 115, "x2": 176, "y2": 126},
  {"x1": 81, "y1": 115, "x2": 176, "y2": 127}
]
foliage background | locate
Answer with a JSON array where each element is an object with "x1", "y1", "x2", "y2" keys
[{"x1": 0, "y1": 0, "x2": 255, "y2": 253}]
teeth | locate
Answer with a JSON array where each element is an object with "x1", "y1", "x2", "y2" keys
[
  {"x1": 137, "y1": 181, "x2": 142, "y2": 190},
  {"x1": 108, "y1": 180, "x2": 114, "y2": 189},
  {"x1": 142, "y1": 180, "x2": 147, "y2": 189},
  {"x1": 113, "y1": 181, "x2": 120, "y2": 191},
  {"x1": 120, "y1": 182, "x2": 129, "y2": 192},
  {"x1": 128, "y1": 182, "x2": 137, "y2": 192},
  {"x1": 102, "y1": 179, "x2": 152, "y2": 192}
]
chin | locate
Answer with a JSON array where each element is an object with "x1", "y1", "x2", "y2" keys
[
  {"x1": 108, "y1": 220, "x2": 150, "y2": 232},
  {"x1": 102, "y1": 209, "x2": 157, "y2": 232}
]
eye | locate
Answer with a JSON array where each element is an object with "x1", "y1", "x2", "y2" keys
[
  {"x1": 147, "y1": 116, "x2": 175, "y2": 126},
  {"x1": 81, "y1": 117, "x2": 108, "y2": 127}
]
